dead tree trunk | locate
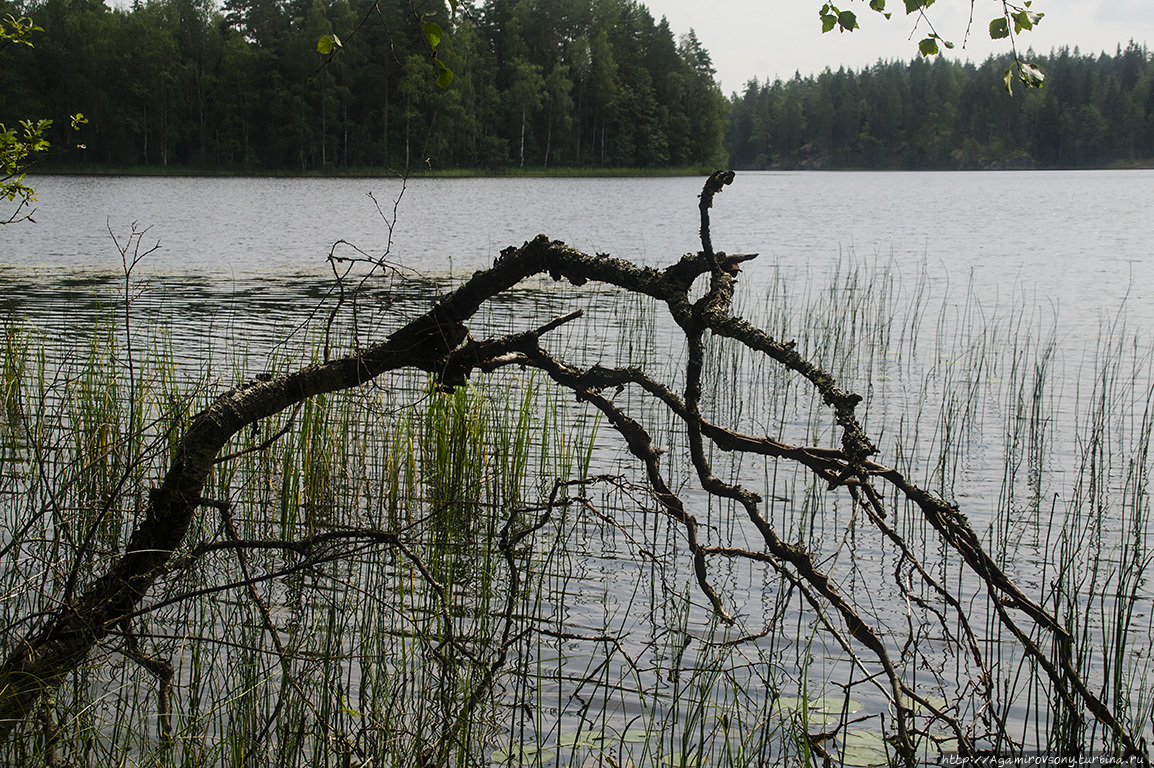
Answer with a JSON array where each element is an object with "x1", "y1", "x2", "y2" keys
[{"x1": 0, "y1": 174, "x2": 1146, "y2": 764}]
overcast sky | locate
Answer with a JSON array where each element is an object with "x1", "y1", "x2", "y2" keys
[{"x1": 643, "y1": 0, "x2": 1154, "y2": 93}]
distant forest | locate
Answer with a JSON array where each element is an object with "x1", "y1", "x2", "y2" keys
[
  {"x1": 1, "y1": 0, "x2": 1153, "y2": 172},
  {"x1": 0, "y1": 0, "x2": 729, "y2": 171},
  {"x1": 729, "y1": 43, "x2": 1154, "y2": 170}
]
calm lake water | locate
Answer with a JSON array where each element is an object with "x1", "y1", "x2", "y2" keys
[
  {"x1": 3, "y1": 170, "x2": 1152, "y2": 295},
  {"x1": 3, "y1": 170, "x2": 1152, "y2": 341},
  {"x1": 3, "y1": 171, "x2": 1154, "y2": 763},
  {"x1": 4, "y1": 170, "x2": 1152, "y2": 360}
]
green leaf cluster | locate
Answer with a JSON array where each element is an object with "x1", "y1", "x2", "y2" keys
[
  {"x1": 819, "y1": 4, "x2": 860, "y2": 34},
  {"x1": 1, "y1": 11, "x2": 84, "y2": 218},
  {"x1": 822, "y1": 0, "x2": 1045, "y2": 88},
  {"x1": 418, "y1": 19, "x2": 452, "y2": 88},
  {"x1": 988, "y1": 3, "x2": 1042, "y2": 41},
  {"x1": 820, "y1": 0, "x2": 901, "y2": 35},
  {"x1": 0, "y1": 12, "x2": 40, "y2": 48},
  {"x1": 917, "y1": 33, "x2": 954, "y2": 58},
  {"x1": 1, "y1": 13, "x2": 44, "y2": 207},
  {"x1": 988, "y1": 2, "x2": 1045, "y2": 92},
  {"x1": 1, "y1": 119, "x2": 51, "y2": 202}
]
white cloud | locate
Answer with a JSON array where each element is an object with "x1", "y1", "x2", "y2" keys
[{"x1": 1095, "y1": 0, "x2": 1154, "y2": 26}]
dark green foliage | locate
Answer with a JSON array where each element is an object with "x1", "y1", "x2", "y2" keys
[
  {"x1": 0, "y1": 0, "x2": 729, "y2": 171},
  {"x1": 726, "y1": 42, "x2": 1154, "y2": 170}
]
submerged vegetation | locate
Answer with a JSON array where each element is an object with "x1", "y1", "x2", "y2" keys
[{"x1": 0, "y1": 176, "x2": 1153, "y2": 767}]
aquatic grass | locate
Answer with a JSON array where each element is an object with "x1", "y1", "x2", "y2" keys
[
  {"x1": 1036, "y1": 311, "x2": 1154, "y2": 754},
  {"x1": 714, "y1": 251, "x2": 1154, "y2": 758},
  {"x1": 4, "y1": 239, "x2": 1154, "y2": 766},
  {"x1": 0, "y1": 314, "x2": 553, "y2": 764}
]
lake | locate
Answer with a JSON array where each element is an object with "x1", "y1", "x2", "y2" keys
[
  {"x1": 4, "y1": 170, "x2": 1153, "y2": 354},
  {"x1": 3, "y1": 170, "x2": 1152, "y2": 342},
  {"x1": 1, "y1": 171, "x2": 1153, "y2": 766}
]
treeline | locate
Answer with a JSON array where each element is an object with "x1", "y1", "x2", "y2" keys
[
  {"x1": 727, "y1": 43, "x2": 1154, "y2": 170},
  {"x1": 5, "y1": 0, "x2": 1154, "y2": 174},
  {"x1": 0, "y1": 0, "x2": 729, "y2": 171}
]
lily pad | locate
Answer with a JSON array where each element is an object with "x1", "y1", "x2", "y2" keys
[
  {"x1": 773, "y1": 693, "x2": 861, "y2": 725},
  {"x1": 621, "y1": 728, "x2": 650, "y2": 743},
  {"x1": 843, "y1": 729, "x2": 887, "y2": 749},
  {"x1": 809, "y1": 695, "x2": 864, "y2": 715},
  {"x1": 583, "y1": 729, "x2": 618, "y2": 747},
  {"x1": 840, "y1": 729, "x2": 892, "y2": 765},
  {"x1": 913, "y1": 735, "x2": 959, "y2": 758},
  {"x1": 772, "y1": 695, "x2": 807, "y2": 713},
  {"x1": 898, "y1": 694, "x2": 949, "y2": 714},
  {"x1": 801, "y1": 711, "x2": 841, "y2": 727},
  {"x1": 490, "y1": 744, "x2": 555, "y2": 765},
  {"x1": 838, "y1": 727, "x2": 959, "y2": 764},
  {"x1": 661, "y1": 751, "x2": 703, "y2": 767},
  {"x1": 557, "y1": 731, "x2": 592, "y2": 748},
  {"x1": 841, "y1": 745, "x2": 890, "y2": 767}
]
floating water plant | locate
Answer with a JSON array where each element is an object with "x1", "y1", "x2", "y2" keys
[
  {"x1": 490, "y1": 744, "x2": 556, "y2": 765},
  {"x1": 661, "y1": 749, "x2": 704, "y2": 767},
  {"x1": 839, "y1": 729, "x2": 889, "y2": 767},
  {"x1": 772, "y1": 693, "x2": 864, "y2": 726}
]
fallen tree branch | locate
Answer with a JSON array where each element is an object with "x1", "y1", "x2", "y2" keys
[{"x1": 0, "y1": 175, "x2": 1145, "y2": 766}]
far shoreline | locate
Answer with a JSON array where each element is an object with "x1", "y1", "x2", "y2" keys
[
  {"x1": 26, "y1": 159, "x2": 1154, "y2": 179},
  {"x1": 29, "y1": 164, "x2": 720, "y2": 180}
]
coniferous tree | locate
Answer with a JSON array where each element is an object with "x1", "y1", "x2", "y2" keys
[{"x1": 5, "y1": 0, "x2": 1149, "y2": 172}]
